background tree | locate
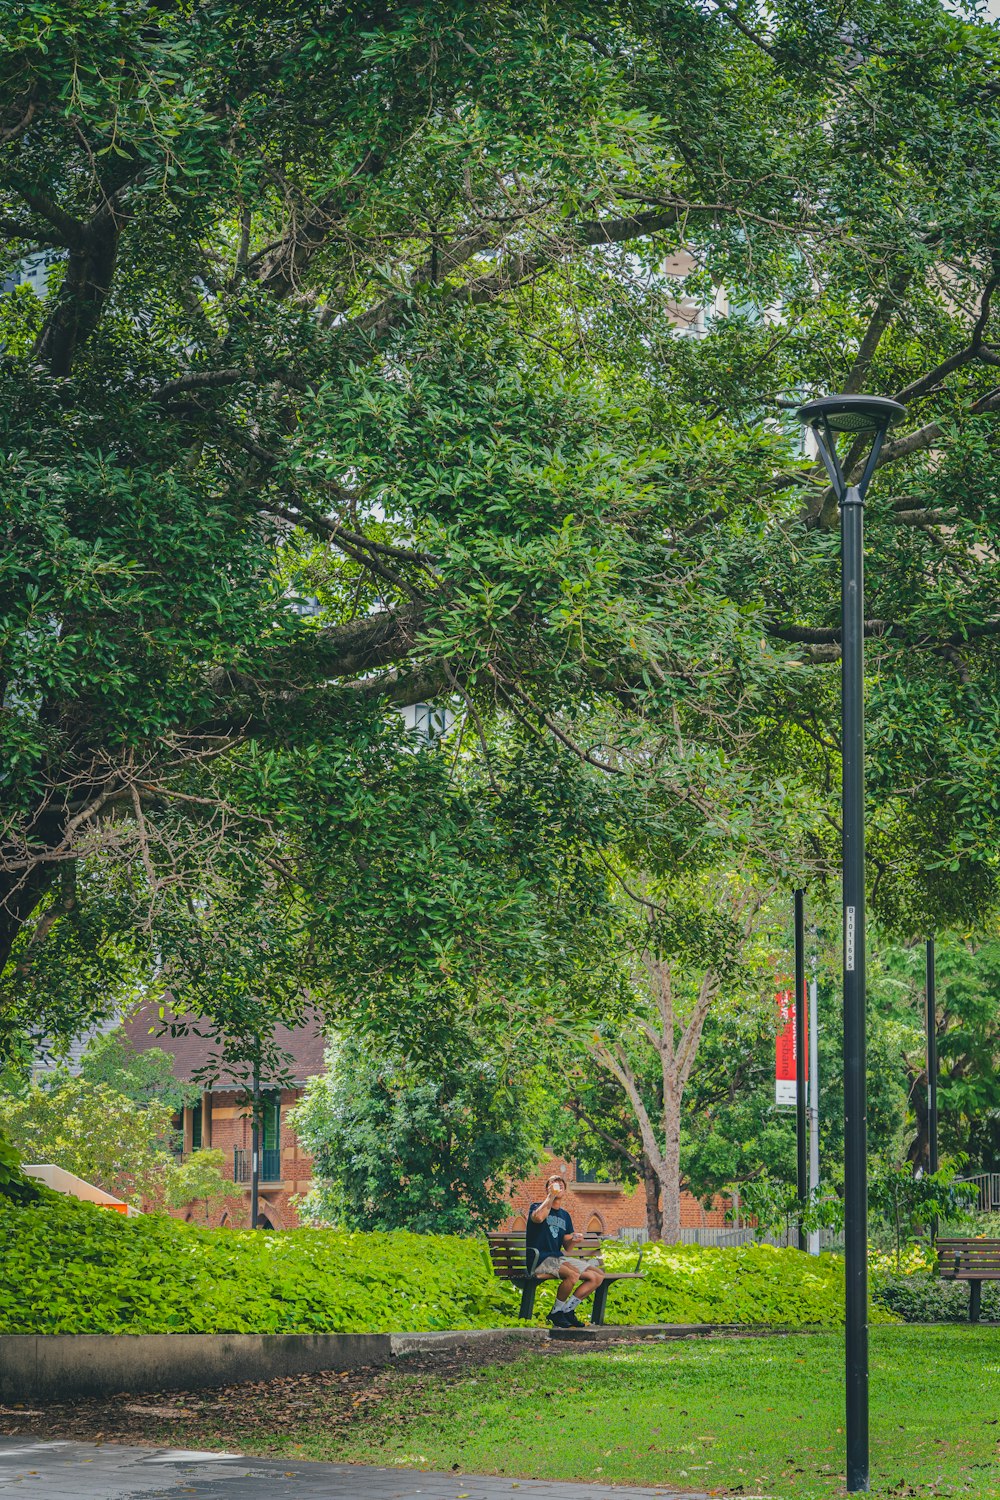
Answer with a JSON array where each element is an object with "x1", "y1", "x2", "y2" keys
[
  {"x1": 78, "y1": 1028, "x2": 196, "y2": 1118},
  {"x1": 544, "y1": 1057, "x2": 665, "y2": 1238},
  {"x1": 166, "y1": 1148, "x2": 239, "y2": 1225},
  {"x1": 292, "y1": 1036, "x2": 541, "y2": 1235},
  {"x1": 0, "y1": 1076, "x2": 174, "y2": 1204},
  {"x1": 862, "y1": 933, "x2": 1000, "y2": 1173},
  {"x1": 586, "y1": 868, "x2": 780, "y2": 1242}
]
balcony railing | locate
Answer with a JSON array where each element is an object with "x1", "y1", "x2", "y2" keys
[
  {"x1": 233, "y1": 1147, "x2": 281, "y2": 1184},
  {"x1": 956, "y1": 1172, "x2": 1000, "y2": 1213}
]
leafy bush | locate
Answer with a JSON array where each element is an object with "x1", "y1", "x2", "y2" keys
[
  {"x1": 0, "y1": 1076, "x2": 176, "y2": 1203},
  {"x1": 1, "y1": 1196, "x2": 886, "y2": 1335},
  {"x1": 0, "y1": 1132, "x2": 40, "y2": 1206},
  {"x1": 165, "y1": 1149, "x2": 236, "y2": 1223},
  {"x1": 869, "y1": 1162, "x2": 977, "y2": 1267},
  {"x1": 0, "y1": 1195, "x2": 517, "y2": 1335},
  {"x1": 599, "y1": 1240, "x2": 893, "y2": 1329},
  {"x1": 870, "y1": 1272, "x2": 988, "y2": 1323},
  {"x1": 292, "y1": 1037, "x2": 539, "y2": 1235}
]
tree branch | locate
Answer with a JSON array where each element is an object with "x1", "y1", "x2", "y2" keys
[
  {"x1": 842, "y1": 269, "x2": 914, "y2": 394},
  {"x1": 344, "y1": 209, "x2": 682, "y2": 341}
]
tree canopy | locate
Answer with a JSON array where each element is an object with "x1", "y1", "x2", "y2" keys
[{"x1": 3, "y1": 0, "x2": 1000, "y2": 1065}]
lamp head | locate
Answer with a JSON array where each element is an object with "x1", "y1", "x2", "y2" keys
[{"x1": 794, "y1": 394, "x2": 906, "y2": 435}]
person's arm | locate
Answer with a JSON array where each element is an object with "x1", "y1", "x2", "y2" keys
[
  {"x1": 561, "y1": 1214, "x2": 577, "y2": 1248},
  {"x1": 530, "y1": 1194, "x2": 554, "y2": 1224}
]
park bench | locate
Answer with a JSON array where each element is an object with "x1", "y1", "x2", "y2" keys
[
  {"x1": 485, "y1": 1231, "x2": 645, "y2": 1325},
  {"x1": 936, "y1": 1237, "x2": 1000, "y2": 1321}
]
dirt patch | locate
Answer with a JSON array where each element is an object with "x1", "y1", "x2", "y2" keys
[{"x1": 0, "y1": 1335, "x2": 536, "y2": 1454}]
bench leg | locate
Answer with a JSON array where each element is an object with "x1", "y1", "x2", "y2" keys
[
  {"x1": 590, "y1": 1281, "x2": 610, "y2": 1326},
  {"x1": 970, "y1": 1280, "x2": 982, "y2": 1323},
  {"x1": 518, "y1": 1281, "x2": 537, "y2": 1320}
]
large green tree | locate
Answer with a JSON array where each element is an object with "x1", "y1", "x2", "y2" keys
[
  {"x1": 292, "y1": 1036, "x2": 540, "y2": 1234},
  {"x1": 3, "y1": 0, "x2": 1000, "y2": 1064}
]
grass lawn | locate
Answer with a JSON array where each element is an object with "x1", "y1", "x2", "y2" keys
[
  {"x1": 8, "y1": 1325, "x2": 1000, "y2": 1497},
  {"x1": 291, "y1": 1326, "x2": 1000, "y2": 1498}
]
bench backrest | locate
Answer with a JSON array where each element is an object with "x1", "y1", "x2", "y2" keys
[
  {"x1": 937, "y1": 1238, "x2": 1000, "y2": 1277},
  {"x1": 486, "y1": 1230, "x2": 604, "y2": 1279}
]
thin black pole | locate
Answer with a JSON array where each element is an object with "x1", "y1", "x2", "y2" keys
[
  {"x1": 842, "y1": 482, "x2": 869, "y2": 1493},
  {"x1": 251, "y1": 1060, "x2": 260, "y2": 1230},
  {"x1": 794, "y1": 888, "x2": 808, "y2": 1250},
  {"x1": 926, "y1": 938, "x2": 939, "y2": 1244},
  {"x1": 926, "y1": 939, "x2": 938, "y2": 1174}
]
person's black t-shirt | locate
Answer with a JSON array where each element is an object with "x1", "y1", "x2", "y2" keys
[{"x1": 526, "y1": 1202, "x2": 573, "y2": 1267}]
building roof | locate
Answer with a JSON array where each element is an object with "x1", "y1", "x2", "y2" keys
[{"x1": 123, "y1": 1000, "x2": 327, "y2": 1089}]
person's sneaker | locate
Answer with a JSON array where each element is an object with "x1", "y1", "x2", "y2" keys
[
  {"x1": 562, "y1": 1309, "x2": 584, "y2": 1327},
  {"x1": 548, "y1": 1310, "x2": 570, "y2": 1327}
]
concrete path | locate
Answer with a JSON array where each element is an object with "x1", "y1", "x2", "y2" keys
[{"x1": 0, "y1": 1438, "x2": 709, "y2": 1499}]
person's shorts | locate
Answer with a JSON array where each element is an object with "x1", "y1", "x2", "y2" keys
[{"x1": 534, "y1": 1255, "x2": 592, "y2": 1278}]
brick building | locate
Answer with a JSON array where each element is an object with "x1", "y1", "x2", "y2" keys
[
  {"x1": 502, "y1": 1154, "x2": 729, "y2": 1239},
  {"x1": 125, "y1": 1002, "x2": 325, "y2": 1231},
  {"x1": 127, "y1": 1011, "x2": 728, "y2": 1235}
]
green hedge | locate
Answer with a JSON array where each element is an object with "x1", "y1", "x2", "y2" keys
[
  {"x1": 601, "y1": 1240, "x2": 892, "y2": 1328},
  {"x1": 0, "y1": 1195, "x2": 516, "y2": 1335},
  {"x1": 1, "y1": 1196, "x2": 885, "y2": 1334}
]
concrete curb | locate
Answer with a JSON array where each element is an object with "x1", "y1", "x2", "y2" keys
[
  {"x1": 0, "y1": 1328, "x2": 545, "y2": 1403},
  {"x1": 0, "y1": 1323, "x2": 794, "y2": 1402}
]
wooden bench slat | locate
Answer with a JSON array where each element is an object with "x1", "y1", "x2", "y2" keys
[{"x1": 934, "y1": 1237, "x2": 1000, "y2": 1323}]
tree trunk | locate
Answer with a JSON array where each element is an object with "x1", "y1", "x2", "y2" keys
[
  {"x1": 0, "y1": 866, "x2": 54, "y2": 973},
  {"x1": 659, "y1": 1079, "x2": 683, "y2": 1243},
  {"x1": 906, "y1": 1065, "x2": 929, "y2": 1168},
  {"x1": 642, "y1": 1153, "x2": 662, "y2": 1240}
]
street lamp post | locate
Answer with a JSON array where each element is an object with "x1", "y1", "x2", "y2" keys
[{"x1": 794, "y1": 394, "x2": 906, "y2": 1495}]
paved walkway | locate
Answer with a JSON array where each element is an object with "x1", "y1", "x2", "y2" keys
[{"x1": 0, "y1": 1439, "x2": 708, "y2": 1499}]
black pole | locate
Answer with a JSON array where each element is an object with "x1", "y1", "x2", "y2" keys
[
  {"x1": 926, "y1": 938, "x2": 939, "y2": 1176},
  {"x1": 794, "y1": 397, "x2": 902, "y2": 1496},
  {"x1": 842, "y1": 481, "x2": 869, "y2": 1493},
  {"x1": 251, "y1": 1060, "x2": 260, "y2": 1230},
  {"x1": 794, "y1": 888, "x2": 808, "y2": 1250}
]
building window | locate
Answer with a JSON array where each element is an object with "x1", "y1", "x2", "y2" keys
[
  {"x1": 262, "y1": 1094, "x2": 280, "y2": 1151},
  {"x1": 575, "y1": 1161, "x2": 598, "y2": 1183},
  {"x1": 191, "y1": 1101, "x2": 202, "y2": 1151}
]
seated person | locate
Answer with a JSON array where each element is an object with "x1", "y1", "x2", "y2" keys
[{"x1": 526, "y1": 1174, "x2": 605, "y2": 1327}]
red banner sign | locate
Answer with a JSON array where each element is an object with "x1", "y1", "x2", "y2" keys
[{"x1": 775, "y1": 988, "x2": 806, "y2": 1107}]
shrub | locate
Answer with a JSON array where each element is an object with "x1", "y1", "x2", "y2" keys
[
  {"x1": 0, "y1": 1194, "x2": 518, "y2": 1335},
  {"x1": 1, "y1": 1197, "x2": 886, "y2": 1335},
  {"x1": 292, "y1": 1038, "x2": 539, "y2": 1235},
  {"x1": 0, "y1": 1132, "x2": 40, "y2": 1206},
  {"x1": 870, "y1": 1271, "x2": 988, "y2": 1323},
  {"x1": 0, "y1": 1076, "x2": 175, "y2": 1204},
  {"x1": 599, "y1": 1240, "x2": 893, "y2": 1329}
]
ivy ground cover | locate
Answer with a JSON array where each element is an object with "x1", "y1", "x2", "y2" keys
[{"x1": 4, "y1": 1196, "x2": 865, "y2": 1334}]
